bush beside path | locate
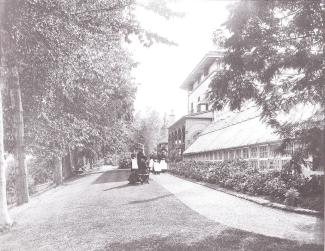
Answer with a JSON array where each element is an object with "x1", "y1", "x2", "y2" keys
[{"x1": 168, "y1": 160, "x2": 324, "y2": 212}]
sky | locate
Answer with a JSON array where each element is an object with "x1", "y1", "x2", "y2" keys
[{"x1": 129, "y1": 0, "x2": 232, "y2": 121}]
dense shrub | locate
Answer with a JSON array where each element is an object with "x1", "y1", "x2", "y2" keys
[
  {"x1": 168, "y1": 160, "x2": 323, "y2": 211},
  {"x1": 118, "y1": 154, "x2": 131, "y2": 169},
  {"x1": 118, "y1": 158, "x2": 131, "y2": 169},
  {"x1": 285, "y1": 188, "x2": 300, "y2": 206},
  {"x1": 5, "y1": 154, "x2": 54, "y2": 205}
]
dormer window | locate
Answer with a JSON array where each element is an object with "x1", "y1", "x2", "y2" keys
[{"x1": 198, "y1": 96, "x2": 200, "y2": 102}]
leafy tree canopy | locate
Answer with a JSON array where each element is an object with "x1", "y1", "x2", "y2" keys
[
  {"x1": 131, "y1": 108, "x2": 162, "y2": 155},
  {"x1": 209, "y1": 0, "x2": 324, "y2": 168},
  {"x1": 2, "y1": 0, "x2": 175, "y2": 159}
]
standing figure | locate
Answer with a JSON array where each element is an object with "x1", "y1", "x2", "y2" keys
[
  {"x1": 131, "y1": 153, "x2": 138, "y2": 171},
  {"x1": 137, "y1": 148, "x2": 146, "y2": 170},
  {"x1": 149, "y1": 156, "x2": 155, "y2": 173},
  {"x1": 137, "y1": 148, "x2": 149, "y2": 183}
]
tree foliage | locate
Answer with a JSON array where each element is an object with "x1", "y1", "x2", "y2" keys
[
  {"x1": 131, "y1": 109, "x2": 162, "y2": 155},
  {"x1": 2, "y1": 0, "x2": 174, "y2": 161},
  {"x1": 209, "y1": 0, "x2": 324, "y2": 168}
]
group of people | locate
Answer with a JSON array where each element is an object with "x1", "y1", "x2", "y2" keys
[
  {"x1": 128, "y1": 147, "x2": 167, "y2": 184},
  {"x1": 148, "y1": 155, "x2": 167, "y2": 174},
  {"x1": 129, "y1": 148, "x2": 150, "y2": 184}
]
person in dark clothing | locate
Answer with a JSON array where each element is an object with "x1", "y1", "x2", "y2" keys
[
  {"x1": 137, "y1": 149, "x2": 146, "y2": 169},
  {"x1": 136, "y1": 148, "x2": 149, "y2": 184}
]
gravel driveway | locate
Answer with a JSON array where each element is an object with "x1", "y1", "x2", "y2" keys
[{"x1": 0, "y1": 166, "x2": 322, "y2": 251}]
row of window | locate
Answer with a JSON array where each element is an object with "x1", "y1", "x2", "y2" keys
[
  {"x1": 169, "y1": 128, "x2": 185, "y2": 145},
  {"x1": 185, "y1": 144, "x2": 294, "y2": 163}
]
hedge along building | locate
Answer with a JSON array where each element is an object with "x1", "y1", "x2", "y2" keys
[{"x1": 169, "y1": 51, "x2": 323, "y2": 170}]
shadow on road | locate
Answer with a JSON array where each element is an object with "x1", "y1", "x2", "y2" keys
[
  {"x1": 105, "y1": 229, "x2": 323, "y2": 251},
  {"x1": 92, "y1": 169, "x2": 130, "y2": 184},
  {"x1": 103, "y1": 183, "x2": 131, "y2": 191},
  {"x1": 129, "y1": 194, "x2": 173, "y2": 205}
]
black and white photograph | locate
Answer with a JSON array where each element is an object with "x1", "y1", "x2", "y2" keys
[{"x1": 0, "y1": 0, "x2": 324, "y2": 250}]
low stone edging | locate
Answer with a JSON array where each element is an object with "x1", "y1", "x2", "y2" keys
[{"x1": 168, "y1": 172, "x2": 323, "y2": 217}]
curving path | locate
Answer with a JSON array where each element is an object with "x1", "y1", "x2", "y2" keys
[
  {"x1": 0, "y1": 166, "x2": 323, "y2": 250},
  {"x1": 151, "y1": 173, "x2": 324, "y2": 245}
]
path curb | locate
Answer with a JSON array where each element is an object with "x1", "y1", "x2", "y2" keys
[{"x1": 168, "y1": 173, "x2": 323, "y2": 217}]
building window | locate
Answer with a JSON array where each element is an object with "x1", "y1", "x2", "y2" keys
[
  {"x1": 250, "y1": 160, "x2": 258, "y2": 169},
  {"x1": 198, "y1": 96, "x2": 200, "y2": 102},
  {"x1": 270, "y1": 144, "x2": 280, "y2": 157},
  {"x1": 236, "y1": 149, "x2": 242, "y2": 159},
  {"x1": 229, "y1": 150, "x2": 235, "y2": 160},
  {"x1": 224, "y1": 151, "x2": 228, "y2": 161},
  {"x1": 250, "y1": 147, "x2": 258, "y2": 158},
  {"x1": 259, "y1": 145, "x2": 268, "y2": 158},
  {"x1": 269, "y1": 159, "x2": 281, "y2": 169},
  {"x1": 243, "y1": 148, "x2": 249, "y2": 159},
  {"x1": 219, "y1": 151, "x2": 223, "y2": 160},
  {"x1": 190, "y1": 103, "x2": 194, "y2": 113},
  {"x1": 259, "y1": 160, "x2": 268, "y2": 169},
  {"x1": 282, "y1": 159, "x2": 290, "y2": 167},
  {"x1": 293, "y1": 143, "x2": 301, "y2": 154},
  {"x1": 284, "y1": 144, "x2": 293, "y2": 157}
]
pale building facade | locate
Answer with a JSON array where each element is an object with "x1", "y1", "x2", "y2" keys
[{"x1": 169, "y1": 51, "x2": 319, "y2": 170}]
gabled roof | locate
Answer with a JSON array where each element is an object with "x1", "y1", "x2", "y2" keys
[{"x1": 180, "y1": 51, "x2": 224, "y2": 90}]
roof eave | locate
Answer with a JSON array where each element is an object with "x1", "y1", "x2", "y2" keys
[{"x1": 180, "y1": 51, "x2": 224, "y2": 90}]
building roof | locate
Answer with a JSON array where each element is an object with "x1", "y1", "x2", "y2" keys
[
  {"x1": 183, "y1": 106, "x2": 279, "y2": 154},
  {"x1": 183, "y1": 104, "x2": 323, "y2": 155},
  {"x1": 180, "y1": 51, "x2": 224, "y2": 90},
  {"x1": 168, "y1": 111, "x2": 214, "y2": 129}
]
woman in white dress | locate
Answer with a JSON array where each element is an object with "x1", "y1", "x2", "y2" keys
[
  {"x1": 154, "y1": 159, "x2": 162, "y2": 174},
  {"x1": 131, "y1": 153, "x2": 138, "y2": 171},
  {"x1": 160, "y1": 158, "x2": 167, "y2": 172},
  {"x1": 149, "y1": 157, "x2": 155, "y2": 173}
]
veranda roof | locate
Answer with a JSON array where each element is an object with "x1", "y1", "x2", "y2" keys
[
  {"x1": 183, "y1": 106, "x2": 279, "y2": 154},
  {"x1": 183, "y1": 104, "x2": 322, "y2": 155}
]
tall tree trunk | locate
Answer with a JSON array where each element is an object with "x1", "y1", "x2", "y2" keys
[
  {"x1": 9, "y1": 66, "x2": 29, "y2": 205},
  {"x1": 68, "y1": 146, "x2": 75, "y2": 172},
  {"x1": 63, "y1": 152, "x2": 72, "y2": 179},
  {"x1": 0, "y1": 0, "x2": 12, "y2": 227},
  {"x1": 72, "y1": 149, "x2": 79, "y2": 170},
  {"x1": 54, "y1": 155, "x2": 63, "y2": 185},
  {"x1": 0, "y1": 91, "x2": 12, "y2": 227}
]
